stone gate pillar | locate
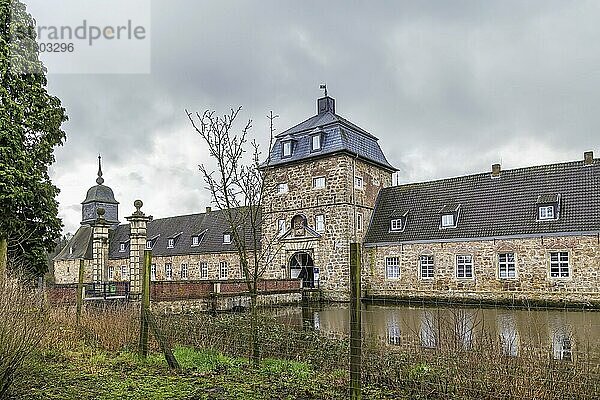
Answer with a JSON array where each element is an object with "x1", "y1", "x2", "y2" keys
[
  {"x1": 92, "y1": 208, "x2": 110, "y2": 283},
  {"x1": 126, "y1": 200, "x2": 152, "y2": 300}
]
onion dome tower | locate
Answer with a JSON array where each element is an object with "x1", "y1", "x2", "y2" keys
[{"x1": 81, "y1": 155, "x2": 119, "y2": 226}]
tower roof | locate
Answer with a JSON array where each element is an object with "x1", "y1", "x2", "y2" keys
[{"x1": 82, "y1": 155, "x2": 119, "y2": 205}]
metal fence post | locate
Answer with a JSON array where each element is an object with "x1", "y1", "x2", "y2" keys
[
  {"x1": 76, "y1": 259, "x2": 84, "y2": 325},
  {"x1": 139, "y1": 250, "x2": 151, "y2": 357},
  {"x1": 350, "y1": 243, "x2": 362, "y2": 399}
]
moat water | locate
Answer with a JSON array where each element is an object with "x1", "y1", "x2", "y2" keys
[{"x1": 269, "y1": 303, "x2": 600, "y2": 360}]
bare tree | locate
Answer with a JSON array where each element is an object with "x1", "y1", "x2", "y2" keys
[{"x1": 186, "y1": 106, "x2": 280, "y2": 366}]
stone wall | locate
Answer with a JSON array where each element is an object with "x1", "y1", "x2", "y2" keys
[
  {"x1": 53, "y1": 259, "x2": 93, "y2": 284},
  {"x1": 364, "y1": 234, "x2": 600, "y2": 304},
  {"x1": 261, "y1": 154, "x2": 392, "y2": 301}
]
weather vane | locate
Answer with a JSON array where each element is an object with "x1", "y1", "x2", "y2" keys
[{"x1": 319, "y1": 83, "x2": 327, "y2": 97}]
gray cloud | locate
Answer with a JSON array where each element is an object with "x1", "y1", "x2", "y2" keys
[{"x1": 40, "y1": 0, "x2": 600, "y2": 233}]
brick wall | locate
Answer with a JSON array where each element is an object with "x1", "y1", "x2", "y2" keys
[{"x1": 46, "y1": 284, "x2": 78, "y2": 305}]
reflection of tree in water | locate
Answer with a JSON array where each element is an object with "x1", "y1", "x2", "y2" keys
[
  {"x1": 385, "y1": 313, "x2": 401, "y2": 346},
  {"x1": 497, "y1": 313, "x2": 519, "y2": 356},
  {"x1": 549, "y1": 315, "x2": 573, "y2": 361},
  {"x1": 420, "y1": 310, "x2": 437, "y2": 349}
]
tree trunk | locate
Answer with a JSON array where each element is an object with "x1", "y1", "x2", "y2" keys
[
  {"x1": 250, "y1": 291, "x2": 260, "y2": 367},
  {"x1": 0, "y1": 237, "x2": 7, "y2": 280}
]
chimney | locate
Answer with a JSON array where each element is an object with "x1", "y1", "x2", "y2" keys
[
  {"x1": 584, "y1": 151, "x2": 594, "y2": 165},
  {"x1": 205, "y1": 206, "x2": 212, "y2": 213},
  {"x1": 491, "y1": 163, "x2": 501, "y2": 178}
]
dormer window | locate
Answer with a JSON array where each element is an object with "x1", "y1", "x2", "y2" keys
[
  {"x1": 167, "y1": 238, "x2": 175, "y2": 249},
  {"x1": 354, "y1": 176, "x2": 364, "y2": 189},
  {"x1": 192, "y1": 236, "x2": 200, "y2": 246},
  {"x1": 223, "y1": 233, "x2": 232, "y2": 244},
  {"x1": 119, "y1": 242, "x2": 126, "y2": 252},
  {"x1": 311, "y1": 134, "x2": 321, "y2": 151},
  {"x1": 389, "y1": 210, "x2": 409, "y2": 232},
  {"x1": 282, "y1": 141, "x2": 293, "y2": 157},
  {"x1": 390, "y1": 219, "x2": 403, "y2": 231},
  {"x1": 145, "y1": 240, "x2": 153, "y2": 249},
  {"x1": 439, "y1": 203, "x2": 460, "y2": 229},
  {"x1": 537, "y1": 194, "x2": 560, "y2": 221}
]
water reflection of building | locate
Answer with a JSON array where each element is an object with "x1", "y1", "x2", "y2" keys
[
  {"x1": 453, "y1": 310, "x2": 476, "y2": 350},
  {"x1": 420, "y1": 310, "x2": 437, "y2": 348},
  {"x1": 386, "y1": 314, "x2": 401, "y2": 346},
  {"x1": 549, "y1": 316, "x2": 573, "y2": 361},
  {"x1": 497, "y1": 313, "x2": 519, "y2": 356}
]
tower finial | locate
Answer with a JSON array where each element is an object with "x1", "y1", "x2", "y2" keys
[
  {"x1": 96, "y1": 154, "x2": 104, "y2": 185},
  {"x1": 319, "y1": 83, "x2": 327, "y2": 97}
]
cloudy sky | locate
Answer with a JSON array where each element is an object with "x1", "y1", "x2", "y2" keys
[{"x1": 30, "y1": 0, "x2": 600, "y2": 234}]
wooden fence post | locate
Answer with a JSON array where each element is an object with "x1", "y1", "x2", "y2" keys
[
  {"x1": 76, "y1": 259, "x2": 84, "y2": 325},
  {"x1": 350, "y1": 242, "x2": 362, "y2": 399},
  {"x1": 139, "y1": 250, "x2": 151, "y2": 357}
]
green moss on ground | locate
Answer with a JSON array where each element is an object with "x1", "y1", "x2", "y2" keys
[{"x1": 10, "y1": 346, "x2": 403, "y2": 400}]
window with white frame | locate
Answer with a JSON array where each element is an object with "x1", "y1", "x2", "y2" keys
[
  {"x1": 165, "y1": 263, "x2": 173, "y2": 280},
  {"x1": 119, "y1": 242, "x2": 126, "y2": 252},
  {"x1": 276, "y1": 182, "x2": 289, "y2": 194},
  {"x1": 108, "y1": 266, "x2": 114, "y2": 280},
  {"x1": 390, "y1": 219, "x2": 403, "y2": 231},
  {"x1": 121, "y1": 265, "x2": 128, "y2": 279},
  {"x1": 550, "y1": 251, "x2": 570, "y2": 278},
  {"x1": 456, "y1": 255, "x2": 473, "y2": 279},
  {"x1": 386, "y1": 257, "x2": 400, "y2": 279},
  {"x1": 200, "y1": 262, "x2": 208, "y2": 279},
  {"x1": 167, "y1": 238, "x2": 175, "y2": 248},
  {"x1": 315, "y1": 214, "x2": 325, "y2": 233},
  {"x1": 192, "y1": 235, "x2": 200, "y2": 246},
  {"x1": 355, "y1": 176, "x2": 364, "y2": 189},
  {"x1": 151, "y1": 263, "x2": 156, "y2": 280},
  {"x1": 219, "y1": 261, "x2": 228, "y2": 279},
  {"x1": 419, "y1": 255, "x2": 434, "y2": 279},
  {"x1": 181, "y1": 263, "x2": 188, "y2": 280},
  {"x1": 146, "y1": 240, "x2": 153, "y2": 249},
  {"x1": 278, "y1": 219, "x2": 286, "y2": 236},
  {"x1": 223, "y1": 233, "x2": 231, "y2": 244},
  {"x1": 312, "y1": 177, "x2": 326, "y2": 189},
  {"x1": 282, "y1": 141, "x2": 292, "y2": 157},
  {"x1": 356, "y1": 212, "x2": 364, "y2": 231},
  {"x1": 311, "y1": 134, "x2": 321, "y2": 151},
  {"x1": 498, "y1": 253, "x2": 516, "y2": 279},
  {"x1": 539, "y1": 205, "x2": 555, "y2": 220},
  {"x1": 441, "y1": 214, "x2": 455, "y2": 228}
]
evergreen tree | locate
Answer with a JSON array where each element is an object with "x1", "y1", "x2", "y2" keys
[{"x1": 0, "y1": 0, "x2": 67, "y2": 277}]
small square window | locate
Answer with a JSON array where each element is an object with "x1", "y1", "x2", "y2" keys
[
  {"x1": 311, "y1": 134, "x2": 321, "y2": 151},
  {"x1": 313, "y1": 177, "x2": 326, "y2": 189},
  {"x1": 119, "y1": 242, "x2": 126, "y2": 252},
  {"x1": 146, "y1": 240, "x2": 153, "y2": 250},
  {"x1": 282, "y1": 141, "x2": 292, "y2": 157},
  {"x1": 390, "y1": 219, "x2": 403, "y2": 231},
  {"x1": 167, "y1": 238, "x2": 175, "y2": 248},
  {"x1": 386, "y1": 257, "x2": 400, "y2": 279},
  {"x1": 355, "y1": 176, "x2": 364, "y2": 189},
  {"x1": 276, "y1": 183, "x2": 288, "y2": 194},
  {"x1": 315, "y1": 214, "x2": 325, "y2": 232},
  {"x1": 192, "y1": 236, "x2": 200, "y2": 246},
  {"x1": 539, "y1": 206, "x2": 555, "y2": 220},
  {"x1": 223, "y1": 233, "x2": 231, "y2": 244},
  {"x1": 441, "y1": 214, "x2": 455, "y2": 228}
]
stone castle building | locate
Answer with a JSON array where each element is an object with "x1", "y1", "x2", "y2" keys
[{"x1": 54, "y1": 94, "x2": 600, "y2": 304}]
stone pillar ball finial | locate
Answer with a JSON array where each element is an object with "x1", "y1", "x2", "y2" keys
[
  {"x1": 97, "y1": 207, "x2": 106, "y2": 218},
  {"x1": 134, "y1": 199, "x2": 143, "y2": 212}
]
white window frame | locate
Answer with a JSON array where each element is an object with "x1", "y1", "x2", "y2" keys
[
  {"x1": 312, "y1": 176, "x2": 326, "y2": 189},
  {"x1": 121, "y1": 265, "x2": 128, "y2": 279},
  {"x1": 385, "y1": 257, "x2": 400, "y2": 279},
  {"x1": 419, "y1": 255, "x2": 434, "y2": 279},
  {"x1": 119, "y1": 242, "x2": 126, "y2": 252},
  {"x1": 550, "y1": 251, "x2": 570, "y2": 278},
  {"x1": 356, "y1": 212, "x2": 364, "y2": 232},
  {"x1": 276, "y1": 182, "x2": 289, "y2": 194},
  {"x1": 200, "y1": 262, "x2": 208, "y2": 279},
  {"x1": 146, "y1": 240, "x2": 153, "y2": 250},
  {"x1": 282, "y1": 141, "x2": 292, "y2": 157},
  {"x1": 311, "y1": 134, "x2": 321, "y2": 151},
  {"x1": 315, "y1": 214, "x2": 325, "y2": 233},
  {"x1": 456, "y1": 255, "x2": 473, "y2": 279},
  {"x1": 181, "y1": 263, "x2": 188, "y2": 280},
  {"x1": 278, "y1": 219, "x2": 286, "y2": 236},
  {"x1": 219, "y1": 261, "x2": 228, "y2": 280},
  {"x1": 390, "y1": 219, "x2": 403, "y2": 232},
  {"x1": 192, "y1": 236, "x2": 200, "y2": 246},
  {"x1": 108, "y1": 266, "x2": 115, "y2": 280},
  {"x1": 151, "y1": 263, "x2": 156, "y2": 280},
  {"x1": 498, "y1": 253, "x2": 516, "y2": 279},
  {"x1": 441, "y1": 214, "x2": 455, "y2": 228},
  {"x1": 165, "y1": 263, "x2": 173, "y2": 280},
  {"x1": 167, "y1": 238, "x2": 175, "y2": 249},
  {"x1": 223, "y1": 233, "x2": 231, "y2": 244},
  {"x1": 354, "y1": 176, "x2": 364, "y2": 189},
  {"x1": 538, "y1": 205, "x2": 555, "y2": 220}
]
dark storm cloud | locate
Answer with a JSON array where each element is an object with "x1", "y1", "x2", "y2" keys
[{"x1": 42, "y1": 0, "x2": 600, "y2": 233}]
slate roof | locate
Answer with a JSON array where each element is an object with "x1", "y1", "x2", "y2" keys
[
  {"x1": 54, "y1": 225, "x2": 93, "y2": 261},
  {"x1": 365, "y1": 157, "x2": 600, "y2": 245},
  {"x1": 83, "y1": 184, "x2": 118, "y2": 204},
  {"x1": 262, "y1": 97, "x2": 396, "y2": 172},
  {"x1": 55, "y1": 208, "x2": 256, "y2": 261}
]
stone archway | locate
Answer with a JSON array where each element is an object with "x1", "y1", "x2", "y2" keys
[{"x1": 289, "y1": 251, "x2": 315, "y2": 288}]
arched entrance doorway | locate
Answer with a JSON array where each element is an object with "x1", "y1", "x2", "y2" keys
[{"x1": 289, "y1": 252, "x2": 315, "y2": 288}]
